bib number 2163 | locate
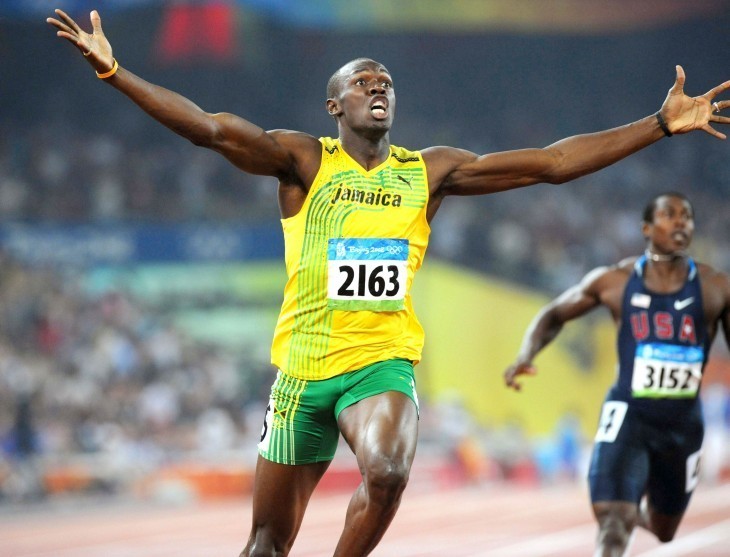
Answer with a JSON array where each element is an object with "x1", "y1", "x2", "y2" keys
[{"x1": 327, "y1": 238, "x2": 408, "y2": 311}]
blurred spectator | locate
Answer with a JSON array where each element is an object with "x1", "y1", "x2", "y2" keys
[
  {"x1": 0, "y1": 395, "x2": 44, "y2": 501},
  {"x1": 0, "y1": 254, "x2": 261, "y2": 499}
]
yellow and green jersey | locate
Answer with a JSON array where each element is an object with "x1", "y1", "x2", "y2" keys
[{"x1": 271, "y1": 137, "x2": 430, "y2": 380}]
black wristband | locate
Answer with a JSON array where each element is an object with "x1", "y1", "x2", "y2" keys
[{"x1": 655, "y1": 112, "x2": 672, "y2": 137}]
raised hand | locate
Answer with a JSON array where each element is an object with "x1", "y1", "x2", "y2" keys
[
  {"x1": 659, "y1": 65, "x2": 730, "y2": 139},
  {"x1": 46, "y1": 9, "x2": 114, "y2": 74},
  {"x1": 503, "y1": 361, "x2": 537, "y2": 392}
]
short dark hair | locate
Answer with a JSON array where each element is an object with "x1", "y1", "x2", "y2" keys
[
  {"x1": 326, "y1": 69, "x2": 344, "y2": 100},
  {"x1": 326, "y1": 58, "x2": 388, "y2": 99},
  {"x1": 641, "y1": 191, "x2": 694, "y2": 224}
]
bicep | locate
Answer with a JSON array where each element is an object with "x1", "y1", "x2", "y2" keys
[
  {"x1": 546, "y1": 282, "x2": 601, "y2": 323},
  {"x1": 437, "y1": 147, "x2": 561, "y2": 196},
  {"x1": 545, "y1": 266, "x2": 614, "y2": 324},
  {"x1": 208, "y1": 114, "x2": 306, "y2": 178}
]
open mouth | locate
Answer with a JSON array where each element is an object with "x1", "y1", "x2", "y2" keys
[
  {"x1": 671, "y1": 231, "x2": 690, "y2": 247},
  {"x1": 370, "y1": 99, "x2": 388, "y2": 119}
]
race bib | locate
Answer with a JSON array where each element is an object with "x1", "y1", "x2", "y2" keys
[
  {"x1": 594, "y1": 401, "x2": 628, "y2": 443},
  {"x1": 631, "y1": 343, "x2": 703, "y2": 398},
  {"x1": 686, "y1": 449, "x2": 702, "y2": 493},
  {"x1": 258, "y1": 397, "x2": 274, "y2": 453},
  {"x1": 327, "y1": 238, "x2": 408, "y2": 311}
]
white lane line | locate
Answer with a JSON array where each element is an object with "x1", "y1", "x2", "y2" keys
[
  {"x1": 487, "y1": 523, "x2": 596, "y2": 556},
  {"x1": 690, "y1": 483, "x2": 730, "y2": 513},
  {"x1": 634, "y1": 519, "x2": 730, "y2": 556}
]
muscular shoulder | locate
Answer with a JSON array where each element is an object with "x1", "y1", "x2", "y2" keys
[
  {"x1": 267, "y1": 129, "x2": 318, "y2": 143},
  {"x1": 268, "y1": 130, "x2": 322, "y2": 186},
  {"x1": 421, "y1": 145, "x2": 478, "y2": 194},
  {"x1": 614, "y1": 256, "x2": 640, "y2": 275},
  {"x1": 697, "y1": 262, "x2": 730, "y2": 304},
  {"x1": 696, "y1": 261, "x2": 729, "y2": 283},
  {"x1": 578, "y1": 261, "x2": 632, "y2": 315},
  {"x1": 584, "y1": 260, "x2": 633, "y2": 290}
]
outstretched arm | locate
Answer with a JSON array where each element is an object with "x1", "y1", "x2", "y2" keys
[
  {"x1": 46, "y1": 9, "x2": 316, "y2": 180},
  {"x1": 427, "y1": 66, "x2": 730, "y2": 197},
  {"x1": 503, "y1": 267, "x2": 609, "y2": 391}
]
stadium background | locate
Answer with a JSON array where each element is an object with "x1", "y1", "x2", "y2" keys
[{"x1": 0, "y1": 0, "x2": 728, "y2": 503}]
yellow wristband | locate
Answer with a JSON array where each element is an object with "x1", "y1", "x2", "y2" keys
[{"x1": 96, "y1": 59, "x2": 119, "y2": 79}]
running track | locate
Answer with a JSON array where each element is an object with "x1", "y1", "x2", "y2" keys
[{"x1": 3, "y1": 481, "x2": 730, "y2": 556}]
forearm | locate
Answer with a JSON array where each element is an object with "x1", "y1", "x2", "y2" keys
[
  {"x1": 104, "y1": 66, "x2": 225, "y2": 147},
  {"x1": 544, "y1": 114, "x2": 665, "y2": 184},
  {"x1": 516, "y1": 311, "x2": 563, "y2": 364},
  {"x1": 102, "y1": 65, "x2": 295, "y2": 176},
  {"x1": 437, "y1": 114, "x2": 667, "y2": 195}
]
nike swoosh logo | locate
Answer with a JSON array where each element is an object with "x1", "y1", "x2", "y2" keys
[{"x1": 674, "y1": 297, "x2": 695, "y2": 310}]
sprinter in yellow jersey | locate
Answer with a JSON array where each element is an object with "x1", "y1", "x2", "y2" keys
[{"x1": 48, "y1": 8, "x2": 730, "y2": 557}]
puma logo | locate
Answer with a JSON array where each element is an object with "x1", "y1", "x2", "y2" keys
[{"x1": 397, "y1": 175, "x2": 412, "y2": 188}]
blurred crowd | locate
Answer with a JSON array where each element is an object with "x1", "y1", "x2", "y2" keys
[
  {"x1": 2, "y1": 116, "x2": 729, "y2": 294},
  {"x1": 0, "y1": 252, "x2": 275, "y2": 501},
  {"x1": 0, "y1": 119, "x2": 278, "y2": 225}
]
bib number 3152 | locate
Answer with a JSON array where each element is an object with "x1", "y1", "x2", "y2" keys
[
  {"x1": 327, "y1": 238, "x2": 408, "y2": 311},
  {"x1": 631, "y1": 342, "x2": 703, "y2": 398}
]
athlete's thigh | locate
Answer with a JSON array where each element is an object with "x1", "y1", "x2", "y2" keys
[
  {"x1": 248, "y1": 456, "x2": 331, "y2": 549},
  {"x1": 339, "y1": 391, "x2": 418, "y2": 466},
  {"x1": 337, "y1": 359, "x2": 419, "y2": 462},
  {"x1": 646, "y1": 418, "x2": 703, "y2": 516},
  {"x1": 589, "y1": 400, "x2": 648, "y2": 505}
]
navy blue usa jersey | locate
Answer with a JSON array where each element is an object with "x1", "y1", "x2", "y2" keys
[{"x1": 615, "y1": 255, "x2": 709, "y2": 420}]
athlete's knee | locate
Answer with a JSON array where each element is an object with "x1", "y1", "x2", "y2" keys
[
  {"x1": 641, "y1": 500, "x2": 681, "y2": 543},
  {"x1": 240, "y1": 542, "x2": 286, "y2": 557},
  {"x1": 239, "y1": 547, "x2": 277, "y2": 557},
  {"x1": 652, "y1": 524, "x2": 678, "y2": 544},
  {"x1": 363, "y1": 453, "x2": 411, "y2": 503},
  {"x1": 595, "y1": 507, "x2": 637, "y2": 554},
  {"x1": 655, "y1": 531, "x2": 675, "y2": 543},
  {"x1": 240, "y1": 527, "x2": 290, "y2": 557},
  {"x1": 596, "y1": 526, "x2": 631, "y2": 554}
]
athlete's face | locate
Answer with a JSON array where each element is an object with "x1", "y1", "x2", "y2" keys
[
  {"x1": 327, "y1": 60, "x2": 395, "y2": 133},
  {"x1": 643, "y1": 195, "x2": 695, "y2": 255}
]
